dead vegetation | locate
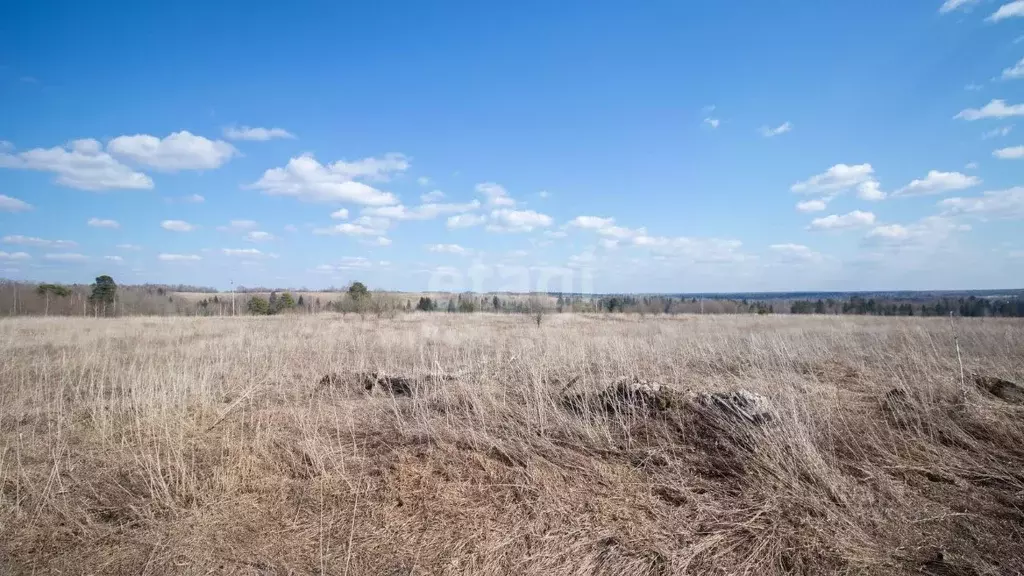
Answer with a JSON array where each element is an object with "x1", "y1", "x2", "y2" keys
[{"x1": 0, "y1": 313, "x2": 1023, "y2": 575}]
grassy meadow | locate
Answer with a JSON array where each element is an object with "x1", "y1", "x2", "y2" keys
[{"x1": 1, "y1": 313, "x2": 1022, "y2": 575}]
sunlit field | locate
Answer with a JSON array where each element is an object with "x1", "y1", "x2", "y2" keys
[{"x1": 1, "y1": 313, "x2": 1022, "y2": 575}]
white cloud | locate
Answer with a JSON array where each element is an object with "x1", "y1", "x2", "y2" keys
[
  {"x1": 599, "y1": 238, "x2": 619, "y2": 249},
  {"x1": 0, "y1": 251, "x2": 30, "y2": 260},
  {"x1": 791, "y1": 163, "x2": 874, "y2": 194},
  {"x1": 283, "y1": 224, "x2": 297, "y2": 232},
  {"x1": 420, "y1": 190, "x2": 445, "y2": 202},
  {"x1": 965, "y1": 83, "x2": 984, "y2": 91},
  {"x1": 966, "y1": 161, "x2": 979, "y2": 169},
  {"x1": 182, "y1": 193, "x2": 205, "y2": 203},
  {"x1": 1001, "y1": 57, "x2": 1024, "y2": 80},
  {"x1": 955, "y1": 99, "x2": 1024, "y2": 120},
  {"x1": 486, "y1": 209, "x2": 553, "y2": 233},
  {"x1": 940, "y1": 186, "x2": 1024, "y2": 218},
  {"x1": 808, "y1": 210, "x2": 876, "y2": 230},
  {"x1": 476, "y1": 182, "x2": 515, "y2": 206},
  {"x1": 795, "y1": 199, "x2": 828, "y2": 212},
  {"x1": 313, "y1": 215, "x2": 388, "y2": 236},
  {"x1": 222, "y1": 248, "x2": 269, "y2": 257},
  {"x1": 769, "y1": 243, "x2": 822, "y2": 261},
  {"x1": 217, "y1": 219, "x2": 258, "y2": 232},
  {"x1": 417, "y1": 176, "x2": 432, "y2": 187},
  {"x1": 246, "y1": 230, "x2": 274, "y2": 242},
  {"x1": 940, "y1": 0, "x2": 980, "y2": 12},
  {"x1": 117, "y1": 243, "x2": 142, "y2": 251},
  {"x1": 426, "y1": 243, "x2": 467, "y2": 254},
  {"x1": 246, "y1": 153, "x2": 403, "y2": 205},
  {"x1": 161, "y1": 220, "x2": 195, "y2": 232},
  {"x1": 703, "y1": 117, "x2": 720, "y2": 129},
  {"x1": 158, "y1": 253, "x2": 201, "y2": 261},
  {"x1": 760, "y1": 121, "x2": 792, "y2": 137},
  {"x1": 363, "y1": 236, "x2": 392, "y2": 246},
  {"x1": 538, "y1": 190, "x2": 550, "y2": 199},
  {"x1": 107, "y1": 131, "x2": 237, "y2": 171},
  {"x1": 865, "y1": 216, "x2": 970, "y2": 246},
  {"x1": 0, "y1": 139, "x2": 153, "y2": 190},
  {"x1": 983, "y1": 126, "x2": 1013, "y2": 138},
  {"x1": 44, "y1": 253, "x2": 88, "y2": 262},
  {"x1": 568, "y1": 215, "x2": 645, "y2": 239},
  {"x1": 447, "y1": 213, "x2": 488, "y2": 229},
  {"x1": 3, "y1": 235, "x2": 76, "y2": 248},
  {"x1": 222, "y1": 126, "x2": 295, "y2": 141},
  {"x1": 363, "y1": 200, "x2": 480, "y2": 221},
  {"x1": 893, "y1": 170, "x2": 980, "y2": 196},
  {"x1": 988, "y1": 0, "x2": 1024, "y2": 21},
  {"x1": 87, "y1": 217, "x2": 119, "y2": 229},
  {"x1": 104, "y1": 255, "x2": 124, "y2": 263},
  {"x1": 0, "y1": 194, "x2": 32, "y2": 212},
  {"x1": 857, "y1": 181, "x2": 887, "y2": 201},
  {"x1": 993, "y1": 145, "x2": 1024, "y2": 159},
  {"x1": 630, "y1": 235, "x2": 748, "y2": 263}
]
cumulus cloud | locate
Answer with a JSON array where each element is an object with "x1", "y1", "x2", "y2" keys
[
  {"x1": 993, "y1": 145, "x2": 1024, "y2": 159},
  {"x1": 988, "y1": 0, "x2": 1024, "y2": 21},
  {"x1": 476, "y1": 182, "x2": 515, "y2": 206},
  {"x1": 217, "y1": 219, "x2": 258, "y2": 231},
  {"x1": 983, "y1": 126, "x2": 1013, "y2": 139},
  {"x1": 158, "y1": 253, "x2": 201, "y2": 261},
  {"x1": 1001, "y1": 57, "x2": 1024, "y2": 80},
  {"x1": 760, "y1": 122, "x2": 792, "y2": 137},
  {"x1": 222, "y1": 248, "x2": 273, "y2": 258},
  {"x1": 426, "y1": 243, "x2": 468, "y2": 254},
  {"x1": 940, "y1": 0, "x2": 979, "y2": 12},
  {"x1": 107, "y1": 131, "x2": 237, "y2": 171},
  {"x1": 87, "y1": 217, "x2": 119, "y2": 229},
  {"x1": 808, "y1": 210, "x2": 876, "y2": 230},
  {"x1": 313, "y1": 215, "x2": 390, "y2": 237},
  {"x1": 161, "y1": 220, "x2": 195, "y2": 232},
  {"x1": 420, "y1": 190, "x2": 445, "y2": 202},
  {"x1": 362, "y1": 200, "x2": 480, "y2": 221},
  {"x1": 182, "y1": 193, "x2": 205, "y2": 203},
  {"x1": 703, "y1": 117, "x2": 720, "y2": 129},
  {"x1": 0, "y1": 194, "x2": 32, "y2": 212},
  {"x1": 865, "y1": 216, "x2": 970, "y2": 247},
  {"x1": 246, "y1": 231, "x2": 274, "y2": 242},
  {"x1": 486, "y1": 209, "x2": 553, "y2": 233},
  {"x1": 44, "y1": 253, "x2": 88, "y2": 262},
  {"x1": 104, "y1": 255, "x2": 124, "y2": 263},
  {"x1": 769, "y1": 243, "x2": 822, "y2": 262},
  {"x1": 795, "y1": 199, "x2": 828, "y2": 212},
  {"x1": 857, "y1": 181, "x2": 887, "y2": 201},
  {"x1": 3, "y1": 235, "x2": 76, "y2": 248},
  {"x1": 222, "y1": 126, "x2": 295, "y2": 141},
  {"x1": 447, "y1": 213, "x2": 487, "y2": 229},
  {"x1": 568, "y1": 215, "x2": 645, "y2": 239},
  {"x1": 955, "y1": 99, "x2": 1024, "y2": 120},
  {"x1": 117, "y1": 243, "x2": 142, "y2": 250},
  {"x1": 940, "y1": 186, "x2": 1024, "y2": 218},
  {"x1": 0, "y1": 251, "x2": 30, "y2": 260},
  {"x1": 791, "y1": 163, "x2": 874, "y2": 194},
  {"x1": 893, "y1": 170, "x2": 980, "y2": 196},
  {"x1": 246, "y1": 153, "x2": 404, "y2": 205},
  {"x1": 0, "y1": 139, "x2": 153, "y2": 190}
]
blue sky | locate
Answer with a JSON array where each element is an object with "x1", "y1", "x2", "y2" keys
[{"x1": 1, "y1": 0, "x2": 1023, "y2": 293}]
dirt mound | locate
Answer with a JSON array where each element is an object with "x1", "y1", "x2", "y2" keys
[
  {"x1": 562, "y1": 376, "x2": 679, "y2": 416},
  {"x1": 691, "y1": 389, "x2": 775, "y2": 425},
  {"x1": 972, "y1": 374, "x2": 1024, "y2": 404}
]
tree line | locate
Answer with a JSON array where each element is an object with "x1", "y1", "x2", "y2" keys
[{"x1": 1, "y1": 277, "x2": 1021, "y2": 318}]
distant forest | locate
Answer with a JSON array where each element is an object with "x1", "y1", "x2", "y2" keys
[{"x1": 0, "y1": 277, "x2": 1022, "y2": 318}]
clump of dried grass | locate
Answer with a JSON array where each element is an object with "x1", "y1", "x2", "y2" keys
[{"x1": 0, "y1": 313, "x2": 1022, "y2": 575}]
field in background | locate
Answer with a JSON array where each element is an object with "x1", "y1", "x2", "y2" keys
[{"x1": 1, "y1": 313, "x2": 1023, "y2": 574}]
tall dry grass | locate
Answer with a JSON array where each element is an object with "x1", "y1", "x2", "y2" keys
[{"x1": 1, "y1": 313, "x2": 1022, "y2": 575}]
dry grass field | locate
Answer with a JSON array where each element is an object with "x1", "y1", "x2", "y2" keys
[{"x1": 1, "y1": 313, "x2": 1023, "y2": 575}]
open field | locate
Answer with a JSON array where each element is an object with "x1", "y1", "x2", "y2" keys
[{"x1": 1, "y1": 313, "x2": 1023, "y2": 575}]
